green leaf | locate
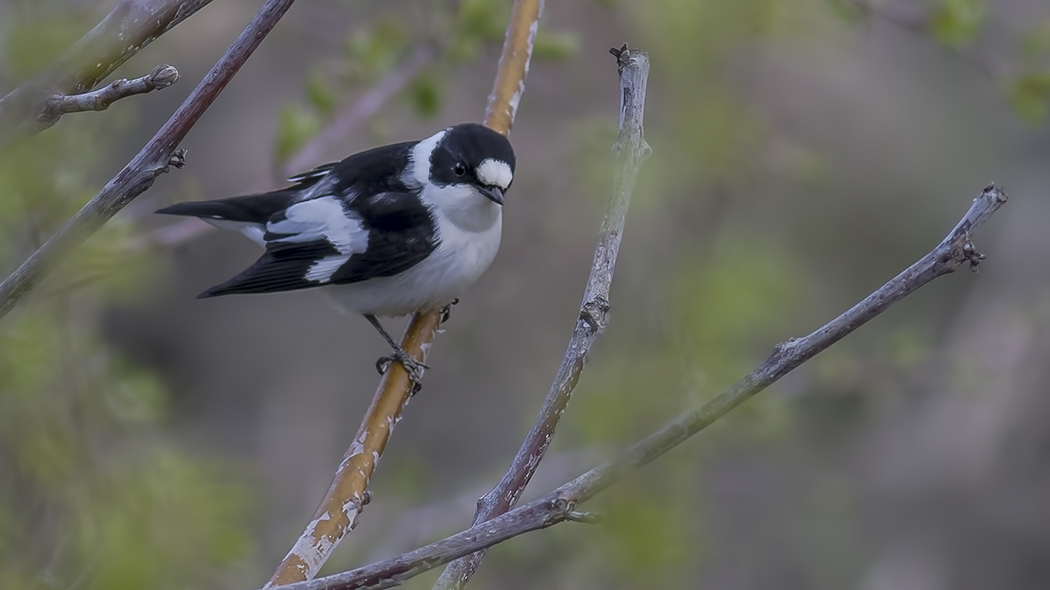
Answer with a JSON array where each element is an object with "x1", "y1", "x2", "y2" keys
[
  {"x1": 449, "y1": 0, "x2": 509, "y2": 61},
  {"x1": 307, "y1": 70, "x2": 338, "y2": 116},
  {"x1": 407, "y1": 74, "x2": 443, "y2": 117},
  {"x1": 344, "y1": 20, "x2": 407, "y2": 80},
  {"x1": 932, "y1": 0, "x2": 985, "y2": 48},
  {"x1": 1009, "y1": 72, "x2": 1050, "y2": 122},
  {"x1": 534, "y1": 31, "x2": 581, "y2": 61},
  {"x1": 1020, "y1": 19, "x2": 1050, "y2": 62},
  {"x1": 827, "y1": 0, "x2": 867, "y2": 23},
  {"x1": 274, "y1": 104, "x2": 321, "y2": 162}
]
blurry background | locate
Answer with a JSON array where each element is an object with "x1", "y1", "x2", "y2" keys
[{"x1": 2, "y1": 0, "x2": 1050, "y2": 588}]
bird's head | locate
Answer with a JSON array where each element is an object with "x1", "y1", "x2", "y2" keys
[{"x1": 411, "y1": 123, "x2": 516, "y2": 207}]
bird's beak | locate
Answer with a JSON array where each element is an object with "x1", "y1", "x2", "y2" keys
[{"x1": 479, "y1": 185, "x2": 504, "y2": 205}]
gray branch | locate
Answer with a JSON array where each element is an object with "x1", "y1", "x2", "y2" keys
[
  {"x1": 432, "y1": 44, "x2": 652, "y2": 590},
  {"x1": 42, "y1": 64, "x2": 180, "y2": 117},
  {"x1": 0, "y1": 0, "x2": 299, "y2": 322},
  {"x1": 0, "y1": 0, "x2": 213, "y2": 151},
  {"x1": 254, "y1": 184, "x2": 1008, "y2": 590}
]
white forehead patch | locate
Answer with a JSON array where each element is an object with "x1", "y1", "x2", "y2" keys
[
  {"x1": 476, "y1": 158, "x2": 513, "y2": 190},
  {"x1": 408, "y1": 129, "x2": 447, "y2": 187}
]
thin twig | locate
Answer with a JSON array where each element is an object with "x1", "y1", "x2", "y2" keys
[
  {"x1": 0, "y1": 0, "x2": 299, "y2": 322},
  {"x1": 850, "y1": 0, "x2": 1006, "y2": 79},
  {"x1": 0, "y1": 0, "x2": 213, "y2": 151},
  {"x1": 257, "y1": 184, "x2": 1008, "y2": 590},
  {"x1": 264, "y1": 0, "x2": 544, "y2": 586},
  {"x1": 42, "y1": 64, "x2": 180, "y2": 117},
  {"x1": 432, "y1": 43, "x2": 650, "y2": 590}
]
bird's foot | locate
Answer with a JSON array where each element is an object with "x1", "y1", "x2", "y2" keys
[
  {"x1": 375, "y1": 348, "x2": 428, "y2": 384},
  {"x1": 441, "y1": 298, "x2": 460, "y2": 324}
]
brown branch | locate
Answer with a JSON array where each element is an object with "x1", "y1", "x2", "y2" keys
[
  {"x1": 254, "y1": 184, "x2": 1009, "y2": 590},
  {"x1": 432, "y1": 43, "x2": 649, "y2": 590},
  {"x1": 42, "y1": 64, "x2": 180, "y2": 117},
  {"x1": 0, "y1": 0, "x2": 213, "y2": 151},
  {"x1": 264, "y1": 312, "x2": 442, "y2": 587},
  {"x1": 264, "y1": 0, "x2": 544, "y2": 585},
  {"x1": 0, "y1": 0, "x2": 299, "y2": 322},
  {"x1": 484, "y1": 0, "x2": 544, "y2": 135}
]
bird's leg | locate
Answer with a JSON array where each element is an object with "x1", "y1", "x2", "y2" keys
[
  {"x1": 440, "y1": 298, "x2": 459, "y2": 324},
  {"x1": 364, "y1": 314, "x2": 428, "y2": 383}
]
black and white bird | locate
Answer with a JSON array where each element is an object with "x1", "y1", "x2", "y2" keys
[{"x1": 157, "y1": 123, "x2": 515, "y2": 379}]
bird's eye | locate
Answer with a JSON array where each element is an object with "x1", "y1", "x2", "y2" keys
[{"x1": 453, "y1": 163, "x2": 466, "y2": 177}]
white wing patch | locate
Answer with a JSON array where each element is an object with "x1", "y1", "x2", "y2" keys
[
  {"x1": 202, "y1": 218, "x2": 268, "y2": 247},
  {"x1": 305, "y1": 255, "x2": 349, "y2": 282},
  {"x1": 476, "y1": 158, "x2": 513, "y2": 189},
  {"x1": 267, "y1": 196, "x2": 368, "y2": 255}
]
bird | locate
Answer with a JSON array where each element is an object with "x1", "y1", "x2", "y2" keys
[{"x1": 157, "y1": 123, "x2": 516, "y2": 381}]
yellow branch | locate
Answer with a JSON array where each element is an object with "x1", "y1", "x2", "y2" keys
[
  {"x1": 485, "y1": 0, "x2": 543, "y2": 135},
  {"x1": 266, "y1": 0, "x2": 543, "y2": 585}
]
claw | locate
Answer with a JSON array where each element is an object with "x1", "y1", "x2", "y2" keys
[
  {"x1": 375, "y1": 348, "x2": 428, "y2": 383},
  {"x1": 441, "y1": 298, "x2": 460, "y2": 324}
]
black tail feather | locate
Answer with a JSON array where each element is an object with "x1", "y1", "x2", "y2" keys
[{"x1": 156, "y1": 191, "x2": 296, "y2": 223}]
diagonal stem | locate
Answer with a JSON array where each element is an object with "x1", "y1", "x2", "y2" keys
[
  {"x1": 431, "y1": 44, "x2": 650, "y2": 590},
  {"x1": 0, "y1": 0, "x2": 299, "y2": 322}
]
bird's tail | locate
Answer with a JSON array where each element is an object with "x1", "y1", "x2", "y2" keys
[{"x1": 156, "y1": 191, "x2": 296, "y2": 224}]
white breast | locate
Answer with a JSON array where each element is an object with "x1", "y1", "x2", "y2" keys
[{"x1": 322, "y1": 191, "x2": 502, "y2": 317}]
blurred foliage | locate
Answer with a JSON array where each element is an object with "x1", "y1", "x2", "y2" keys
[
  {"x1": 275, "y1": 0, "x2": 580, "y2": 166},
  {"x1": 931, "y1": 0, "x2": 986, "y2": 48},
  {"x1": 0, "y1": 7, "x2": 251, "y2": 590}
]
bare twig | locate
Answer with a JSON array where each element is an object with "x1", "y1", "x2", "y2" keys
[
  {"x1": 432, "y1": 43, "x2": 650, "y2": 590},
  {"x1": 258, "y1": 184, "x2": 1009, "y2": 590},
  {"x1": 0, "y1": 0, "x2": 213, "y2": 150},
  {"x1": 283, "y1": 45, "x2": 438, "y2": 175},
  {"x1": 42, "y1": 64, "x2": 180, "y2": 117},
  {"x1": 0, "y1": 0, "x2": 299, "y2": 322},
  {"x1": 265, "y1": 0, "x2": 544, "y2": 586}
]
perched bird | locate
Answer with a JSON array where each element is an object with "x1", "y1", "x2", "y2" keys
[{"x1": 158, "y1": 123, "x2": 516, "y2": 380}]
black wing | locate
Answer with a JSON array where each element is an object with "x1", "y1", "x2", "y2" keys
[{"x1": 199, "y1": 190, "x2": 438, "y2": 297}]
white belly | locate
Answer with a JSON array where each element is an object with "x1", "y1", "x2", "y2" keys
[{"x1": 323, "y1": 207, "x2": 502, "y2": 317}]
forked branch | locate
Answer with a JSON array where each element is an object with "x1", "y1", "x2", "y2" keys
[
  {"x1": 255, "y1": 184, "x2": 1008, "y2": 590},
  {"x1": 0, "y1": 0, "x2": 299, "y2": 321},
  {"x1": 432, "y1": 43, "x2": 650, "y2": 590},
  {"x1": 0, "y1": 0, "x2": 213, "y2": 150}
]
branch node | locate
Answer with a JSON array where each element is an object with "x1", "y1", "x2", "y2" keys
[
  {"x1": 150, "y1": 64, "x2": 181, "y2": 89},
  {"x1": 580, "y1": 296, "x2": 611, "y2": 330},
  {"x1": 166, "y1": 149, "x2": 188, "y2": 171},
  {"x1": 963, "y1": 241, "x2": 986, "y2": 272},
  {"x1": 609, "y1": 43, "x2": 631, "y2": 68}
]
